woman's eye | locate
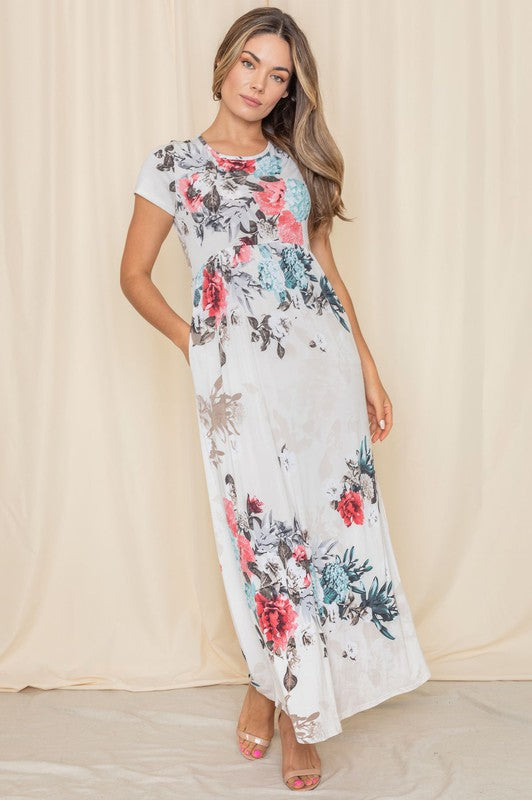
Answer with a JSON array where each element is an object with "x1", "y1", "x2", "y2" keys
[{"x1": 241, "y1": 60, "x2": 285, "y2": 82}]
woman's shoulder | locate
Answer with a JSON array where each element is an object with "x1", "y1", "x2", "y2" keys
[
  {"x1": 133, "y1": 136, "x2": 203, "y2": 213},
  {"x1": 159, "y1": 135, "x2": 213, "y2": 173},
  {"x1": 144, "y1": 137, "x2": 196, "y2": 160}
]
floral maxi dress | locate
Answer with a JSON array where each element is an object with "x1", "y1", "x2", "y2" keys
[{"x1": 133, "y1": 134, "x2": 431, "y2": 744}]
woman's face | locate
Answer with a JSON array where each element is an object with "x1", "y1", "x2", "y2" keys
[{"x1": 220, "y1": 33, "x2": 293, "y2": 121}]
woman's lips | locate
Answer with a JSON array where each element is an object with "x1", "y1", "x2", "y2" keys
[{"x1": 240, "y1": 94, "x2": 262, "y2": 107}]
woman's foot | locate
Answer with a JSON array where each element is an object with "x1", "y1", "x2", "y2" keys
[
  {"x1": 236, "y1": 683, "x2": 275, "y2": 758},
  {"x1": 278, "y1": 709, "x2": 321, "y2": 789}
]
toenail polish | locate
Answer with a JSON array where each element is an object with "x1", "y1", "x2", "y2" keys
[
  {"x1": 294, "y1": 779, "x2": 304, "y2": 787},
  {"x1": 252, "y1": 749, "x2": 262, "y2": 757}
]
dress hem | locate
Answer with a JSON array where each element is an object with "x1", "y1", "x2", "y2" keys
[{"x1": 258, "y1": 667, "x2": 432, "y2": 743}]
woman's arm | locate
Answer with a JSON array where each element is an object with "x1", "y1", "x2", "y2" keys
[
  {"x1": 309, "y1": 228, "x2": 393, "y2": 442},
  {"x1": 120, "y1": 196, "x2": 191, "y2": 363}
]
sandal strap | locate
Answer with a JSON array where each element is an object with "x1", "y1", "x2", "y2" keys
[
  {"x1": 237, "y1": 728, "x2": 272, "y2": 746},
  {"x1": 283, "y1": 768, "x2": 321, "y2": 779}
]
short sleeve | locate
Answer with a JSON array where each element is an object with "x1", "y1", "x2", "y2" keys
[{"x1": 133, "y1": 142, "x2": 176, "y2": 217}]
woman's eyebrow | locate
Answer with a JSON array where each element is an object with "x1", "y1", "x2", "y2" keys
[{"x1": 241, "y1": 49, "x2": 291, "y2": 75}]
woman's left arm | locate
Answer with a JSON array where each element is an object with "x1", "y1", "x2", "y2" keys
[{"x1": 309, "y1": 229, "x2": 393, "y2": 443}]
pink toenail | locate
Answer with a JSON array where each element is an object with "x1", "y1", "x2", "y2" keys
[
  {"x1": 294, "y1": 779, "x2": 304, "y2": 787},
  {"x1": 252, "y1": 748, "x2": 262, "y2": 757}
]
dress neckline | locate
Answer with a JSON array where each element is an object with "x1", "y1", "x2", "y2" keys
[{"x1": 196, "y1": 133, "x2": 272, "y2": 160}]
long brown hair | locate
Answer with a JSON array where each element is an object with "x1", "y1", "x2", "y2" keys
[{"x1": 211, "y1": 7, "x2": 352, "y2": 238}]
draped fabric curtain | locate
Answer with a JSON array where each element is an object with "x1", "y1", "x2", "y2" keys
[{"x1": 1, "y1": 0, "x2": 530, "y2": 691}]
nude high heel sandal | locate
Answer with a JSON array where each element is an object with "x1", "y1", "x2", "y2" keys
[{"x1": 278, "y1": 708, "x2": 322, "y2": 790}]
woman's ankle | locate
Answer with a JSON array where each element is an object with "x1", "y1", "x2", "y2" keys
[{"x1": 248, "y1": 684, "x2": 275, "y2": 705}]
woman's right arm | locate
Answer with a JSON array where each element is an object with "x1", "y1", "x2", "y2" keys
[{"x1": 120, "y1": 195, "x2": 190, "y2": 365}]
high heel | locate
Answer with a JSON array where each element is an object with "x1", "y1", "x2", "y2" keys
[{"x1": 277, "y1": 708, "x2": 322, "y2": 790}]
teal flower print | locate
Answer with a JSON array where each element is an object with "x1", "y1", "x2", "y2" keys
[
  {"x1": 258, "y1": 245, "x2": 286, "y2": 296},
  {"x1": 284, "y1": 178, "x2": 311, "y2": 221},
  {"x1": 254, "y1": 154, "x2": 282, "y2": 178},
  {"x1": 244, "y1": 578, "x2": 257, "y2": 612},
  {"x1": 320, "y1": 562, "x2": 350, "y2": 604},
  {"x1": 280, "y1": 245, "x2": 313, "y2": 290},
  {"x1": 229, "y1": 533, "x2": 240, "y2": 562}
]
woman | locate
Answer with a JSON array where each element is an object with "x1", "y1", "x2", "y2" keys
[{"x1": 120, "y1": 6, "x2": 430, "y2": 792}]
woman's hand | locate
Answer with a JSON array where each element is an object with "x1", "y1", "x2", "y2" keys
[{"x1": 362, "y1": 368, "x2": 393, "y2": 443}]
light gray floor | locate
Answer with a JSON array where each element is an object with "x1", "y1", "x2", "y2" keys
[{"x1": 0, "y1": 680, "x2": 530, "y2": 798}]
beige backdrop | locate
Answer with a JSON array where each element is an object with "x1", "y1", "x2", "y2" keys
[{"x1": 1, "y1": 0, "x2": 530, "y2": 693}]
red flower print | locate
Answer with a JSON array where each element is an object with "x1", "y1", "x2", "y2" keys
[
  {"x1": 254, "y1": 178, "x2": 286, "y2": 215},
  {"x1": 246, "y1": 495, "x2": 264, "y2": 514},
  {"x1": 278, "y1": 209, "x2": 303, "y2": 244},
  {"x1": 293, "y1": 545, "x2": 307, "y2": 562},
  {"x1": 337, "y1": 490, "x2": 365, "y2": 526},
  {"x1": 303, "y1": 573, "x2": 311, "y2": 588},
  {"x1": 223, "y1": 497, "x2": 238, "y2": 535},
  {"x1": 232, "y1": 243, "x2": 253, "y2": 267},
  {"x1": 202, "y1": 268, "x2": 227, "y2": 322},
  {"x1": 255, "y1": 592, "x2": 298, "y2": 651},
  {"x1": 212, "y1": 151, "x2": 256, "y2": 174},
  {"x1": 236, "y1": 533, "x2": 255, "y2": 576},
  {"x1": 178, "y1": 173, "x2": 203, "y2": 212}
]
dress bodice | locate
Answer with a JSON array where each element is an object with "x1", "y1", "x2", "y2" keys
[{"x1": 134, "y1": 134, "x2": 313, "y2": 280}]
